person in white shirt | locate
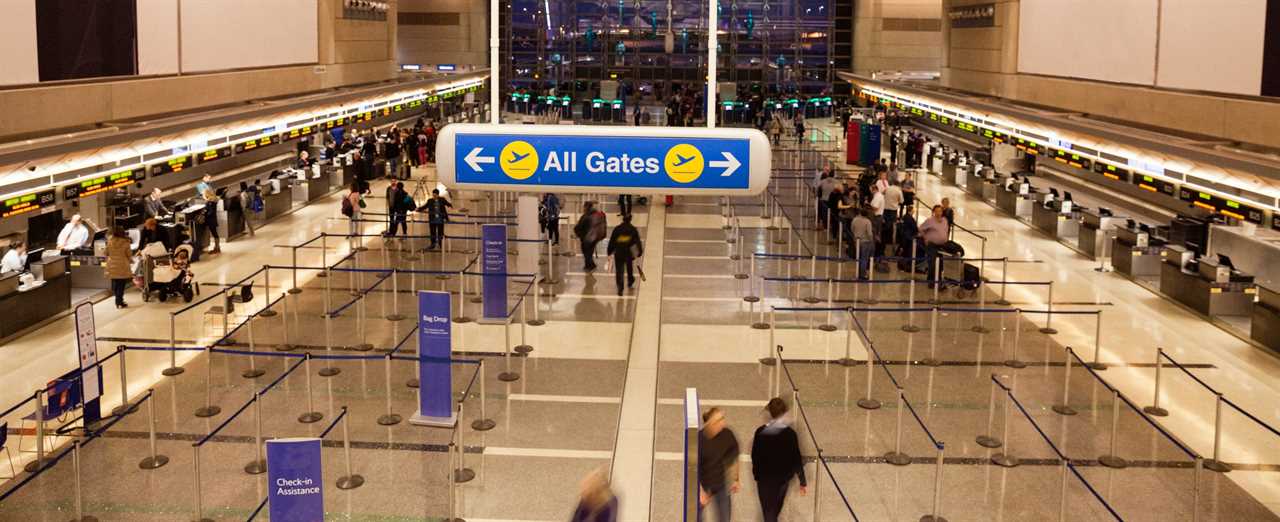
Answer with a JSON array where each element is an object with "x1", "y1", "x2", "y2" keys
[
  {"x1": 1, "y1": 241, "x2": 26, "y2": 274},
  {"x1": 868, "y1": 186, "x2": 886, "y2": 257},
  {"x1": 57, "y1": 214, "x2": 92, "y2": 252}
]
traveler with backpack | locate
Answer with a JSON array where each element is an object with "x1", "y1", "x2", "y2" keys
[
  {"x1": 386, "y1": 182, "x2": 414, "y2": 237},
  {"x1": 539, "y1": 193, "x2": 561, "y2": 246},
  {"x1": 574, "y1": 202, "x2": 607, "y2": 272},
  {"x1": 606, "y1": 214, "x2": 643, "y2": 296},
  {"x1": 341, "y1": 182, "x2": 366, "y2": 249},
  {"x1": 417, "y1": 189, "x2": 453, "y2": 250}
]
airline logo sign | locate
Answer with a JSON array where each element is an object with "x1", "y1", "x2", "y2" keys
[{"x1": 438, "y1": 124, "x2": 769, "y2": 195}]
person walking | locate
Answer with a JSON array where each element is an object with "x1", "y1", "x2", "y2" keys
[
  {"x1": 617, "y1": 194, "x2": 633, "y2": 217},
  {"x1": 539, "y1": 193, "x2": 561, "y2": 246},
  {"x1": 751, "y1": 398, "x2": 808, "y2": 522},
  {"x1": 105, "y1": 227, "x2": 133, "y2": 309},
  {"x1": 575, "y1": 202, "x2": 607, "y2": 272},
  {"x1": 698, "y1": 407, "x2": 740, "y2": 522},
  {"x1": 606, "y1": 214, "x2": 643, "y2": 295},
  {"x1": 571, "y1": 468, "x2": 618, "y2": 522},
  {"x1": 386, "y1": 182, "x2": 413, "y2": 237},
  {"x1": 341, "y1": 182, "x2": 365, "y2": 250},
  {"x1": 418, "y1": 189, "x2": 453, "y2": 250}
]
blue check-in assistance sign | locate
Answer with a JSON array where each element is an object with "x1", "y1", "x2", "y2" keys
[{"x1": 438, "y1": 124, "x2": 770, "y2": 195}]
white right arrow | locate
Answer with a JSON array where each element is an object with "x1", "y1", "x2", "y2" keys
[
  {"x1": 709, "y1": 152, "x2": 741, "y2": 177},
  {"x1": 464, "y1": 147, "x2": 495, "y2": 172}
]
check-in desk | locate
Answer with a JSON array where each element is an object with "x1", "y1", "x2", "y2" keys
[
  {"x1": 928, "y1": 153, "x2": 942, "y2": 175},
  {"x1": 1160, "y1": 256, "x2": 1255, "y2": 317},
  {"x1": 996, "y1": 183, "x2": 1019, "y2": 214},
  {"x1": 963, "y1": 167, "x2": 986, "y2": 196},
  {"x1": 1250, "y1": 285, "x2": 1280, "y2": 353},
  {"x1": 1112, "y1": 226, "x2": 1162, "y2": 277},
  {"x1": 261, "y1": 179, "x2": 294, "y2": 220},
  {"x1": 1079, "y1": 211, "x2": 1124, "y2": 260},
  {"x1": 0, "y1": 256, "x2": 71, "y2": 338},
  {"x1": 941, "y1": 159, "x2": 957, "y2": 184},
  {"x1": 954, "y1": 163, "x2": 970, "y2": 188},
  {"x1": 1032, "y1": 197, "x2": 1059, "y2": 235},
  {"x1": 68, "y1": 253, "x2": 110, "y2": 289}
]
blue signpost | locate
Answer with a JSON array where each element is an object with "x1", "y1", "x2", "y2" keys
[
  {"x1": 437, "y1": 124, "x2": 771, "y2": 195},
  {"x1": 267, "y1": 438, "x2": 324, "y2": 522},
  {"x1": 411, "y1": 290, "x2": 456, "y2": 427},
  {"x1": 480, "y1": 224, "x2": 508, "y2": 322}
]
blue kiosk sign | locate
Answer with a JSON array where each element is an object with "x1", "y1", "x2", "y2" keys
[{"x1": 436, "y1": 124, "x2": 771, "y2": 195}]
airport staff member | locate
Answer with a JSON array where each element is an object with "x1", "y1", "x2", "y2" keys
[
  {"x1": 57, "y1": 214, "x2": 93, "y2": 252},
  {"x1": 144, "y1": 188, "x2": 170, "y2": 219},
  {"x1": 1, "y1": 241, "x2": 27, "y2": 274}
]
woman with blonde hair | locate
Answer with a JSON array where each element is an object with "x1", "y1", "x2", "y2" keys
[{"x1": 570, "y1": 467, "x2": 618, "y2": 522}]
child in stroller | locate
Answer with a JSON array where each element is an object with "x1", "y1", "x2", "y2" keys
[{"x1": 141, "y1": 243, "x2": 198, "y2": 302}]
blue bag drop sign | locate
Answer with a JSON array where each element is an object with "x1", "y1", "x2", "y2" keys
[
  {"x1": 411, "y1": 290, "x2": 457, "y2": 427},
  {"x1": 480, "y1": 224, "x2": 508, "y2": 322},
  {"x1": 436, "y1": 124, "x2": 772, "y2": 196},
  {"x1": 267, "y1": 438, "x2": 324, "y2": 522}
]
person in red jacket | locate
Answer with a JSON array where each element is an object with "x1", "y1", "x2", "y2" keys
[{"x1": 751, "y1": 397, "x2": 807, "y2": 522}]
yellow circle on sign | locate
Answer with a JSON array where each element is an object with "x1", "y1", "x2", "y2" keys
[
  {"x1": 499, "y1": 141, "x2": 539, "y2": 180},
  {"x1": 664, "y1": 144, "x2": 704, "y2": 184}
]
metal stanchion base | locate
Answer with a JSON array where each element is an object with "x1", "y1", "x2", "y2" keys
[
  {"x1": 288, "y1": 288, "x2": 303, "y2": 295},
  {"x1": 540, "y1": 278, "x2": 561, "y2": 286},
  {"x1": 1003, "y1": 359, "x2": 1027, "y2": 369},
  {"x1": 1098, "y1": 455, "x2": 1128, "y2": 469},
  {"x1": 971, "y1": 325, "x2": 990, "y2": 334},
  {"x1": 298, "y1": 412, "x2": 323, "y2": 424},
  {"x1": 994, "y1": 299, "x2": 1010, "y2": 306},
  {"x1": 472, "y1": 418, "x2": 496, "y2": 431},
  {"x1": 258, "y1": 310, "x2": 278, "y2": 318},
  {"x1": 743, "y1": 296, "x2": 761, "y2": 303},
  {"x1": 386, "y1": 314, "x2": 406, "y2": 322},
  {"x1": 527, "y1": 319, "x2": 546, "y2": 326},
  {"x1": 726, "y1": 238, "x2": 737, "y2": 244},
  {"x1": 69, "y1": 516, "x2": 99, "y2": 522},
  {"x1": 1086, "y1": 362, "x2": 1109, "y2": 371},
  {"x1": 316, "y1": 272, "x2": 328, "y2": 278},
  {"x1": 824, "y1": 239, "x2": 836, "y2": 246},
  {"x1": 729, "y1": 254, "x2": 741, "y2": 261},
  {"x1": 772, "y1": 239, "x2": 787, "y2": 245},
  {"x1": 436, "y1": 275, "x2": 452, "y2": 281},
  {"x1": 23, "y1": 458, "x2": 51, "y2": 473},
  {"x1": 514, "y1": 345, "x2": 533, "y2": 355},
  {"x1": 920, "y1": 515, "x2": 948, "y2": 522},
  {"x1": 857, "y1": 398, "x2": 882, "y2": 410},
  {"x1": 337, "y1": 474, "x2": 365, "y2": 490},
  {"x1": 274, "y1": 344, "x2": 296, "y2": 352},
  {"x1": 377, "y1": 414, "x2": 403, "y2": 426},
  {"x1": 766, "y1": 225, "x2": 779, "y2": 231},
  {"x1": 319, "y1": 367, "x2": 342, "y2": 377},
  {"x1": 454, "y1": 317, "x2": 475, "y2": 324},
  {"x1": 919, "y1": 358, "x2": 941, "y2": 367},
  {"x1": 1039, "y1": 327, "x2": 1058, "y2": 334},
  {"x1": 901, "y1": 325, "x2": 921, "y2": 333},
  {"x1": 1052, "y1": 405, "x2": 1078, "y2": 416},
  {"x1": 350, "y1": 343, "x2": 372, "y2": 352},
  {"x1": 161, "y1": 366, "x2": 185, "y2": 376},
  {"x1": 759, "y1": 357, "x2": 777, "y2": 366},
  {"x1": 538, "y1": 259, "x2": 548, "y2": 266},
  {"x1": 1142, "y1": 406, "x2": 1169, "y2": 417},
  {"x1": 244, "y1": 459, "x2": 266, "y2": 475},
  {"x1": 355, "y1": 246, "x2": 369, "y2": 252},
  {"x1": 734, "y1": 274, "x2": 749, "y2": 280},
  {"x1": 469, "y1": 297, "x2": 483, "y2": 304},
  {"x1": 837, "y1": 358, "x2": 859, "y2": 367},
  {"x1": 1204, "y1": 459, "x2": 1232, "y2": 473},
  {"x1": 884, "y1": 452, "x2": 911, "y2": 466},
  {"x1": 455, "y1": 468, "x2": 476, "y2": 483},
  {"x1": 241, "y1": 368, "x2": 266, "y2": 379},
  {"x1": 407, "y1": 378, "x2": 420, "y2": 388},
  {"x1": 194, "y1": 406, "x2": 222, "y2": 418},
  {"x1": 215, "y1": 338, "x2": 234, "y2": 346},
  {"x1": 498, "y1": 371, "x2": 520, "y2": 382},
  {"x1": 975, "y1": 436, "x2": 1003, "y2": 449},
  {"x1": 802, "y1": 296, "x2": 821, "y2": 304},
  {"x1": 751, "y1": 322, "x2": 771, "y2": 330},
  {"x1": 991, "y1": 454, "x2": 1019, "y2": 468},
  {"x1": 818, "y1": 324, "x2": 838, "y2": 332},
  {"x1": 111, "y1": 403, "x2": 139, "y2": 417},
  {"x1": 138, "y1": 455, "x2": 169, "y2": 470}
]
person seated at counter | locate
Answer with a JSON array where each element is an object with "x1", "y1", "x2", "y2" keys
[
  {"x1": 1, "y1": 241, "x2": 27, "y2": 274},
  {"x1": 297, "y1": 150, "x2": 314, "y2": 170},
  {"x1": 144, "y1": 188, "x2": 170, "y2": 220},
  {"x1": 56, "y1": 214, "x2": 95, "y2": 253}
]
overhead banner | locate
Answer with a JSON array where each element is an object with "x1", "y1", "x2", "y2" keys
[
  {"x1": 411, "y1": 290, "x2": 457, "y2": 427},
  {"x1": 267, "y1": 438, "x2": 324, "y2": 522},
  {"x1": 481, "y1": 224, "x2": 508, "y2": 322},
  {"x1": 437, "y1": 124, "x2": 771, "y2": 195}
]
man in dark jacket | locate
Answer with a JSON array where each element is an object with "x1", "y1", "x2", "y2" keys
[
  {"x1": 386, "y1": 182, "x2": 413, "y2": 237},
  {"x1": 606, "y1": 214, "x2": 643, "y2": 295},
  {"x1": 698, "y1": 407, "x2": 739, "y2": 522},
  {"x1": 417, "y1": 189, "x2": 453, "y2": 250},
  {"x1": 575, "y1": 202, "x2": 607, "y2": 272},
  {"x1": 751, "y1": 398, "x2": 807, "y2": 522}
]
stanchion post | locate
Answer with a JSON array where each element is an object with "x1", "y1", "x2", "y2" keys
[
  {"x1": 1088, "y1": 311, "x2": 1107, "y2": 370},
  {"x1": 193, "y1": 347, "x2": 221, "y2": 418},
  {"x1": 819, "y1": 280, "x2": 837, "y2": 331},
  {"x1": 337, "y1": 407, "x2": 366, "y2": 489},
  {"x1": 139, "y1": 390, "x2": 168, "y2": 469},
  {"x1": 903, "y1": 241, "x2": 920, "y2": 332},
  {"x1": 1203, "y1": 394, "x2": 1232, "y2": 472},
  {"x1": 300, "y1": 354, "x2": 323, "y2": 423},
  {"x1": 1051, "y1": 348, "x2": 1078, "y2": 416},
  {"x1": 243, "y1": 313, "x2": 265, "y2": 378},
  {"x1": 1143, "y1": 348, "x2": 1169, "y2": 416},
  {"x1": 1039, "y1": 283, "x2": 1058, "y2": 334},
  {"x1": 920, "y1": 443, "x2": 947, "y2": 522},
  {"x1": 472, "y1": 360, "x2": 496, "y2": 430},
  {"x1": 856, "y1": 333, "x2": 881, "y2": 409},
  {"x1": 377, "y1": 353, "x2": 402, "y2": 425},
  {"x1": 498, "y1": 318, "x2": 520, "y2": 381},
  {"x1": 994, "y1": 257, "x2": 1010, "y2": 305},
  {"x1": 515, "y1": 297, "x2": 533, "y2": 354},
  {"x1": 992, "y1": 382, "x2": 1019, "y2": 468},
  {"x1": 1004, "y1": 310, "x2": 1026, "y2": 369},
  {"x1": 162, "y1": 314, "x2": 184, "y2": 376},
  {"x1": 111, "y1": 346, "x2": 137, "y2": 415},
  {"x1": 760, "y1": 308, "x2": 777, "y2": 365},
  {"x1": 245, "y1": 393, "x2": 266, "y2": 474},
  {"x1": 976, "y1": 378, "x2": 1004, "y2": 448},
  {"x1": 387, "y1": 269, "x2": 405, "y2": 321},
  {"x1": 1058, "y1": 458, "x2": 1069, "y2": 522},
  {"x1": 884, "y1": 388, "x2": 910, "y2": 465},
  {"x1": 455, "y1": 403, "x2": 476, "y2": 483},
  {"x1": 71, "y1": 440, "x2": 95, "y2": 522},
  {"x1": 192, "y1": 446, "x2": 212, "y2": 522},
  {"x1": 744, "y1": 253, "x2": 760, "y2": 303},
  {"x1": 1098, "y1": 388, "x2": 1128, "y2": 468},
  {"x1": 921, "y1": 306, "x2": 940, "y2": 366},
  {"x1": 276, "y1": 291, "x2": 295, "y2": 352}
]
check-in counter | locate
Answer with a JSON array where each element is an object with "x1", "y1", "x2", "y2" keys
[
  {"x1": 928, "y1": 153, "x2": 942, "y2": 175},
  {"x1": 1032, "y1": 196, "x2": 1059, "y2": 235},
  {"x1": 1079, "y1": 211, "x2": 1124, "y2": 260},
  {"x1": 1160, "y1": 257, "x2": 1255, "y2": 317},
  {"x1": 1057, "y1": 205, "x2": 1081, "y2": 240},
  {"x1": 1250, "y1": 285, "x2": 1280, "y2": 354},
  {"x1": 0, "y1": 256, "x2": 72, "y2": 339},
  {"x1": 981, "y1": 175, "x2": 1002, "y2": 203},
  {"x1": 262, "y1": 179, "x2": 294, "y2": 220},
  {"x1": 1112, "y1": 226, "x2": 1162, "y2": 277},
  {"x1": 941, "y1": 159, "x2": 957, "y2": 184},
  {"x1": 964, "y1": 166, "x2": 986, "y2": 196},
  {"x1": 1207, "y1": 225, "x2": 1280, "y2": 292},
  {"x1": 955, "y1": 163, "x2": 970, "y2": 188},
  {"x1": 68, "y1": 254, "x2": 110, "y2": 289}
]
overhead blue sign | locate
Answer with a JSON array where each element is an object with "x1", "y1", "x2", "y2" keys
[
  {"x1": 438, "y1": 124, "x2": 771, "y2": 195},
  {"x1": 411, "y1": 291, "x2": 456, "y2": 426},
  {"x1": 481, "y1": 224, "x2": 508, "y2": 322},
  {"x1": 267, "y1": 438, "x2": 324, "y2": 522}
]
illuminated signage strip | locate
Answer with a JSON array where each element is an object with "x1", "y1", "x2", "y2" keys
[
  {"x1": 64, "y1": 167, "x2": 146, "y2": 200},
  {"x1": 197, "y1": 146, "x2": 233, "y2": 165},
  {"x1": 2, "y1": 189, "x2": 56, "y2": 219},
  {"x1": 859, "y1": 84, "x2": 1280, "y2": 213}
]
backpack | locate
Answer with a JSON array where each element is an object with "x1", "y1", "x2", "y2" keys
[
  {"x1": 341, "y1": 195, "x2": 354, "y2": 217},
  {"x1": 249, "y1": 190, "x2": 264, "y2": 213},
  {"x1": 574, "y1": 216, "x2": 590, "y2": 239}
]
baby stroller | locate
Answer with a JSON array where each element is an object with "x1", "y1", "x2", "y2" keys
[{"x1": 141, "y1": 243, "x2": 198, "y2": 302}]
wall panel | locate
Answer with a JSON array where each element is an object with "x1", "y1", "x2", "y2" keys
[
  {"x1": 0, "y1": 1, "x2": 40, "y2": 86},
  {"x1": 179, "y1": 0, "x2": 319, "y2": 73},
  {"x1": 1017, "y1": 0, "x2": 1158, "y2": 85}
]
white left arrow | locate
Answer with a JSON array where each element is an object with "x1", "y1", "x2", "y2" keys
[
  {"x1": 464, "y1": 147, "x2": 495, "y2": 171},
  {"x1": 709, "y1": 152, "x2": 741, "y2": 177}
]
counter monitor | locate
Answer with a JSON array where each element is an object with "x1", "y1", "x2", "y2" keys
[
  {"x1": 2, "y1": 189, "x2": 56, "y2": 219},
  {"x1": 151, "y1": 155, "x2": 192, "y2": 177}
]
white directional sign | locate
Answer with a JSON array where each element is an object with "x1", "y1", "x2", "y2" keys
[{"x1": 436, "y1": 124, "x2": 771, "y2": 195}]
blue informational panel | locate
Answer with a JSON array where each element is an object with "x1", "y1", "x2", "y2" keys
[
  {"x1": 411, "y1": 290, "x2": 456, "y2": 426},
  {"x1": 437, "y1": 124, "x2": 772, "y2": 195},
  {"x1": 481, "y1": 224, "x2": 508, "y2": 321},
  {"x1": 267, "y1": 438, "x2": 324, "y2": 522},
  {"x1": 859, "y1": 122, "x2": 882, "y2": 167}
]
